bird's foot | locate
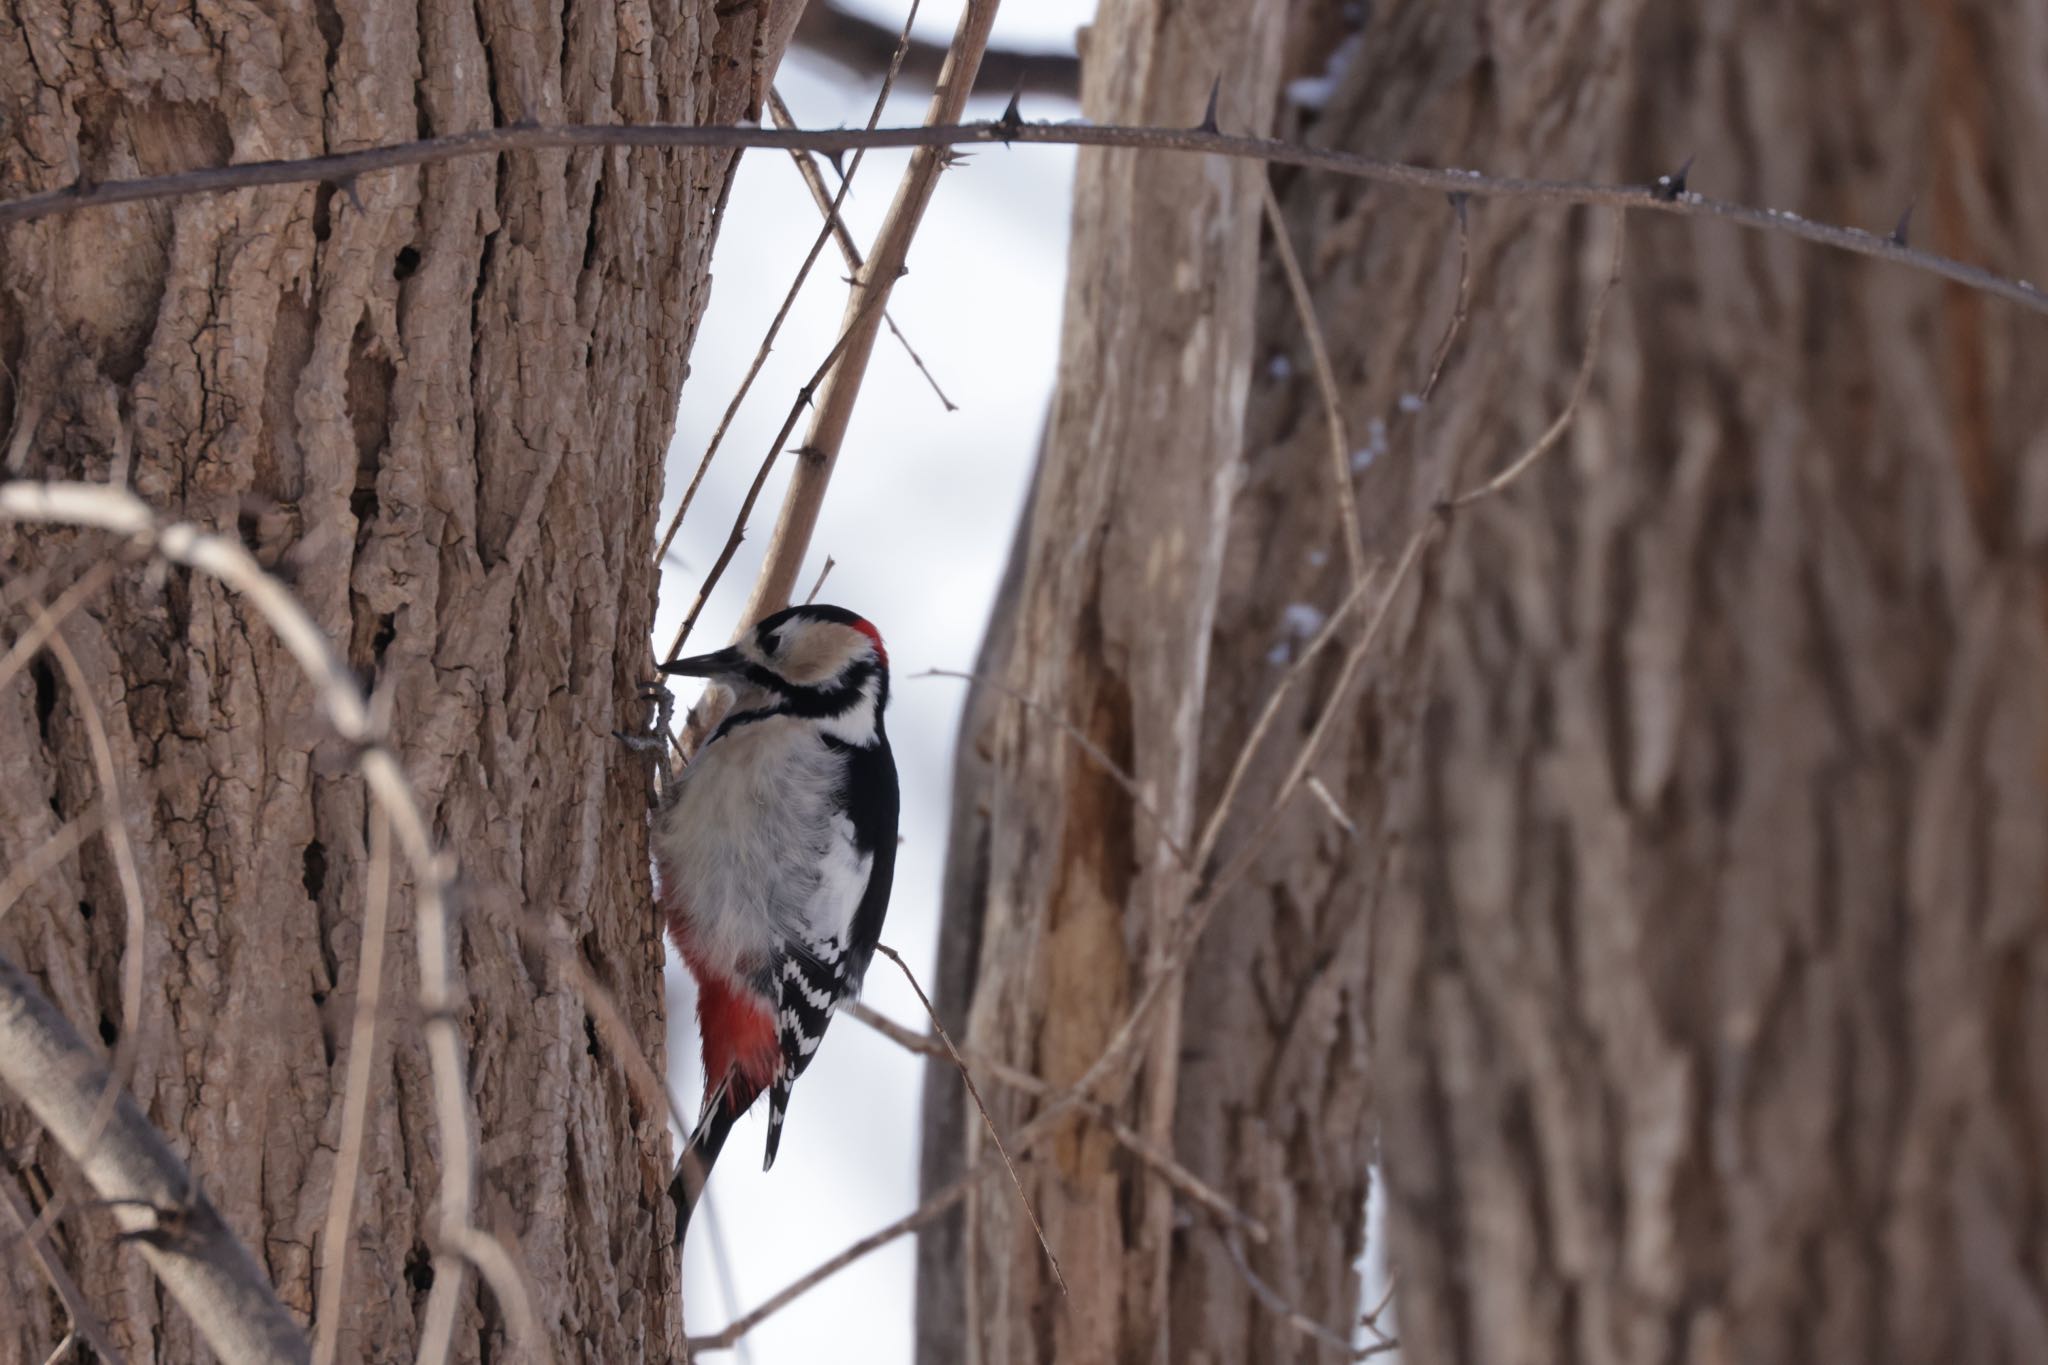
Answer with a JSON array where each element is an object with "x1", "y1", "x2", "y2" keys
[{"x1": 616, "y1": 680, "x2": 675, "y2": 807}]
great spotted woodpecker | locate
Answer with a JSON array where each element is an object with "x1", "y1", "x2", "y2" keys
[{"x1": 654, "y1": 604, "x2": 899, "y2": 1243}]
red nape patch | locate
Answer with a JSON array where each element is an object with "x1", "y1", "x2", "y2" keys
[
  {"x1": 852, "y1": 617, "x2": 887, "y2": 667},
  {"x1": 685, "y1": 955, "x2": 780, "y2": 1113}
]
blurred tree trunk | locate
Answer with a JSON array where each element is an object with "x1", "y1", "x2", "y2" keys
[
  {"x1": 0, "y1": 1, "x2": 795, "y2": 1359},
  {"x1": 926, "y1": 2, "x2": 2048, "y2": 1364},
  {"x1": 915, "y1": 1, "x2": 1298, "y2": 1361},
  {"x1": 1345, "y1": 3, "x2": 2048, "y2": 1363}
]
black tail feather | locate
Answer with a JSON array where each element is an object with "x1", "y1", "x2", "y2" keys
[{"x1": 669, "y1": 1102, "x2": 738, "y2": 1248}]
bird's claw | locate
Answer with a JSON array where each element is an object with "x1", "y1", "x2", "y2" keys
[{"x1": 616, "y1": 680, "x2": 675, "y2": 806}]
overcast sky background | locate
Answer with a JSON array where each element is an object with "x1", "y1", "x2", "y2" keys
[{"x1": 653, "y1": 5, "x2": 1095, "y2": 1361}]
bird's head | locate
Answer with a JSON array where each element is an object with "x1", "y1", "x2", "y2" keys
[{"x1": 662, "y1": 604, "x2": 890, "y2": 735}]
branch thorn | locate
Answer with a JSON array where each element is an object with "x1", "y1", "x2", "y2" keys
[
  {"x1": 1652, "y1": 154, "x2": 1694, "y2": 202},
  {"x1": 1890, "y1": 201, "x2": 1914, "y2": 247},
  {"x1": 1446, "y1": 190, "x2": 1470, "y2": 227},
  {"x1": 994, "y1": 82, "x2": 1025, "y2": 141},
  {"x1": 1196, "y1": 78, "x2": 1223, "y2": 135}
]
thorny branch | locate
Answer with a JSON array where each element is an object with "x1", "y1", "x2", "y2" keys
[
  {"x1": 651, "y1": 0, "x2": 929, "y2": 575},
  {"x1": 731, "y1": 0, "x2": 1004, "y2": 632},
  {"x1": 4, "y1": 117, "x2": 2042, "y2": 318},
  {"x1": 768, "y1": 90, "x2": 957, "y2": 411}
]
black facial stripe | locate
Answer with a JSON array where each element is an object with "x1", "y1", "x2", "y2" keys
[
  {"x1": 708, "y1": 706, "x2": 780, "y2": 744},
  {"x1": 742, "y1": 659, "x2": 885, "y2": 718}
]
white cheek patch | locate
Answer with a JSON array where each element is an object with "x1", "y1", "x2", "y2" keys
[{"x1": 777, "y1": 623, "x2": 869, "y2": 686}]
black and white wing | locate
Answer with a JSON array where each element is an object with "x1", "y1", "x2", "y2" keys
[{"x1": 762, "y1": 732, "x2": 899, "y2": 1169}]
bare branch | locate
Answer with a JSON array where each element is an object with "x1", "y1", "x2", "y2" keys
[
  {"x1": 1452, "y1": 211, "x2": 1625, "y2": 506},
  {"x1": 1419, "y1": 197, "x2": 1475, "y2": 403},
  {"x1": 768, "y1": 90, "x2": 957, "y2": 412},
  {"x1": 2, "y1": 1175, "x2": 129, "y2": 1364},
  {"x1": 0, "y1": 480, "x2": 542, "y2": 1365},
  {"x1": 1219, "y1": 1227, "x2": 1392, "y2": 1359},
  {"x1": 845, "y1": 1003, "x2": 1268, "y2": 1241},
  {"x1": 873, "y1": 944, "x2": 1064, "y2": 1296},
  {"x1": 0, "y1": 558, "x2": 118, "y2": 694},
  {"x1": 916, "y1": 667, "x2": 1192, "y2": 866},
  {"x1": 0, "y1": 810, "x2": 106, "y2": 926},
  {"x1": 312, "y1": 804, "x2": 393, "y2": 1365},
  {"x1": 733, "y1": 0, "x2": 1005, "y2": 629},
  {"x1": 0, "y1": 952, "x2": 311, "y2": 1362},
  {"x1": 13, "y1": 624, "x2": 152, "y2": 1257},
  {"x1": 687, "y1": 1169, "x2": 975, "y2": 1353},
  {"x1": 802, "y1": 554, "x2": 837, "y2": 605},
  {"x1": 651, "y1": 0, "x2": 929, "y2": 574},
  {"x1": 3, "y1": 120, "x2": 2041, "y2": 317},
  {"x1": 1261, "y1": 178, "x2": 1366, "y2": 589}
]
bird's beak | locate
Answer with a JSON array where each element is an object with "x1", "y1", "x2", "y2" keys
[{"x1": 660, "y1": 646, "x2": 747, "y2": 679}]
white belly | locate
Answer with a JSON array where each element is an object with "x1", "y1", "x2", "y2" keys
[{"x1": 656, "y1": 714, "x2": 863, "y2": 985}]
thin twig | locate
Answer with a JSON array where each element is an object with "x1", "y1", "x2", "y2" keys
[
  {"x1": 0, "y1": 953, "x2": 311, "y2": 1361},
  {"x1": 0, "y1": 481, "x2": 542, "y2": 1365},
  {"x1": 2, "y1": 1175, "x2": 129, "y2": 1364},
  {"x1": 768, "y1": 90, "x2": 957, "y2": 412},
  {"x1": 802, "y1": 555, "x2": 836, "y2": 605},
  {"x1": 1303, "y1": 774, "x2": 1359, "y2": 837},
  {"x1": 17, "y1": 625, "x2": 150, "y2": 1257},
  {"x1": 0, "y1": 810, "x2": 107, "y2": 925},
  {"x1": 665, "y1": 304, "x2": 885, "y2": 660},
  {"x1": 873, "y1": 944, "x2": 1064, "y2": 1295},
  {"x1": 0, "y1": 558, "x2": 118, "y2": 693},
  {"x1": 1220, "y1": 1227, "x2": 1390, "y2": 1359},
  {"x1": 916, "y1": 668, "x2": 1191, "y2": 866},
  {"x1": 1191, "y1": 565, "x2": 1379, "y2": 870},
  {"x1": 1261, "y1": 178, "x2": 1366, "y2": 589},
  {"x1": 844, "y1": 1002, "x2": 1268, "y2": 1241},
  {"x1": 732, "y1": 0, "x2": 1004, "y2": 629},
  {"x1": 312, "y1": 804, "x2": 392, "y2": 1365},
  {"x1": 686, "y1": 1167, "x2": 976, "y2": 1353},
  {"x1": 513, "y1": 911, "x2": 696, "y2": 1141},
  {"x1": 3, "y1": 120, "x2": 2041, "y2": 317},
  {"x1": 1452, "y1": 212, "x2": 1625, "y2": 505},
  {"x1": 1419, "y1": 196, "x2": 1475, "y2": 403},
  {"x1": 651, "y1": 0, "x2": 928, "y2": 573}
]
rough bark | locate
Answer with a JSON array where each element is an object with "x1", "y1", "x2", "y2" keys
[
  {"x1": 0, "y1": 2, "x2": 793, "y2": 1359},
  {"x1": 915, "y1": 3, "x2": 1290, "y2": 1362},
  {"x1": 1276, "y1": 3, "x2": 2048, "y2": 1364},
  {"x1": 930, "y1": 1, "x2": 2048, "y2": 1363}
]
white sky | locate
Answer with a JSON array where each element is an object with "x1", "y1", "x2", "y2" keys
[{"x1": 653, "y1": 6, "x2": 1093, "y2": 1361}]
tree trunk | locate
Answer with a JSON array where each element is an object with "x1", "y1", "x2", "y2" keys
[
  {"x1": 928, "y1": 1, "x2": 2048, "y2": 1363},
  {"x1": 0, "y1": 2, "x2": 791, "y2": 1359},
  {"x1": 915, "y1": 2, "x2": 1294, "y2": 1362},
  {"x1": 1351, "y1": 3, "x2": 2048, "y2": 1362}
]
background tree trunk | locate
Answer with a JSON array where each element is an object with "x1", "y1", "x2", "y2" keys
[
  {"x1": 915, "y1": 2, "x2": 1295, "y2": 1361},
  {"x1": 926, "y1": 1, "x2": 2048, "y2": 1363},
  {"x1": 1352, "y1": 3, "x2": 2048, "y2": 1363},
  {"x1": 0, "y1": 2, "x2": 794, "y2": 1359}
]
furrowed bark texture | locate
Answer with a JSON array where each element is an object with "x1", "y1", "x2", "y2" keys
[
  {"x1": 0, "y1": 2, "x2": 794, "y2": 1359},
  {"x1": 1267, "y1": 3, "x2": 2048, "y2": 1364},
  {"x1": 931, "y1": 2, "x2": 2048, "y2": 1363},
  {"x1": 916, "y1": 3, "x2": 1288, "y2": 1362}
]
